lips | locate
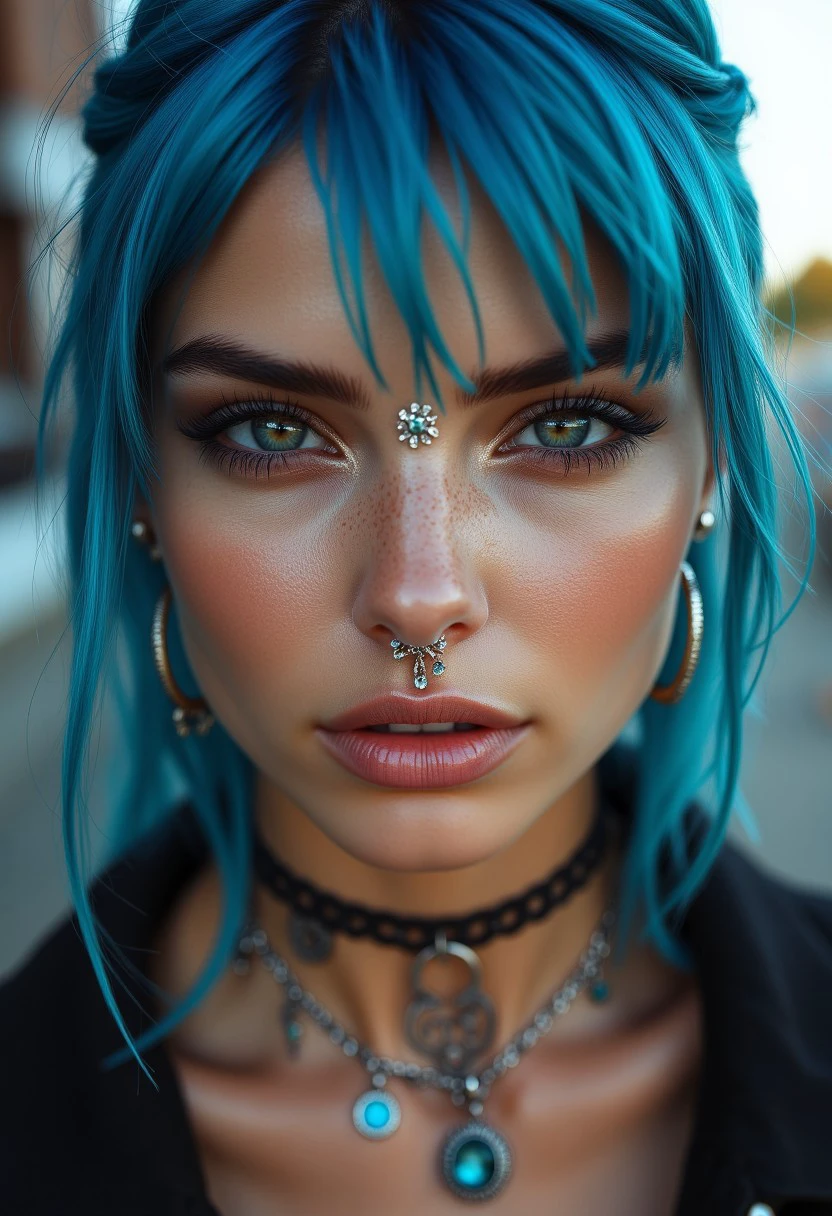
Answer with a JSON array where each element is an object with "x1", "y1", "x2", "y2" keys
[
  {"x1": 316, "y1": 693, "x2": 531, "y2": 789},
  {"x1": 322, "y1": 694, "x2": 525, "y2": 732}
]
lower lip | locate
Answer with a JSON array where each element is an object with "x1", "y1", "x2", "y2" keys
[{"x1": 314, "y1": 725, "x2": 531, "y2": 789}]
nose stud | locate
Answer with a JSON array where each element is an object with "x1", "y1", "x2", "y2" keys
[
  {"x1": 391, "y1": 636, "x2": 447, "y2": 689},
  {"x1": 397, "y1": 402, "x2": 440, "y2": 448}
]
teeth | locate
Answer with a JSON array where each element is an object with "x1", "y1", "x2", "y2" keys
[
  {"x1": 368, "y1": 722, "x2": 479, "y2": 734},
  {"x1": 390, "y1": 721, "x2": 453, "y2": 734}
]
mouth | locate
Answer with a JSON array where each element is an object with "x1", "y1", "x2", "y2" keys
[
  {"x1": 316, "y1": 694, "x2": 531, "y2": 789},
  {"x1": 364, "y1": 722, "x2": 480, "y2": 733}
]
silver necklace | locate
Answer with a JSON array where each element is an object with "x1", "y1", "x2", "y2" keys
[{"x1": 233, "y1": 903, "x2": 616, "y2": 1202}]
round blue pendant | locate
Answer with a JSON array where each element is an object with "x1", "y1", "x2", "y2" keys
[
  {"x1": 440, "y1": 1122, "x2": 512, "y2": 1201},
  {"x1": 352, "y1": 1089, "x2": 401, "y2": 1140}
]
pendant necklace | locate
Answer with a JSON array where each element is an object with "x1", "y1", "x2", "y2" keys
[{"x1": 233, "y1": 901, "x2": 617, "y2": 1202}]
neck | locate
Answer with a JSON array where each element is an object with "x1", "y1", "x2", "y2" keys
[{"x1": 251, "y1": 769, "x2": 625, "y2": 1061}]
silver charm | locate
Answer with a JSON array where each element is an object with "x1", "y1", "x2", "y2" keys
[
  {"x1": 280, "y1": 984, "x2": 304, "y2": 1057},
  {"x1": 288, "y1": 912, "x2": 333, "y2": 963},
  {"x1": 405, "y1": 934, "x2": 496, "y2": 1076},
  {"x1": 352, "y1": 1081, "x2": 401, "y2": 1140},
  {"x1": 397, "y1": 401, "x2": 440, "y2": 448},
  {"x1": 391, "y1": 635, "x2": 447, "y2": 690}
]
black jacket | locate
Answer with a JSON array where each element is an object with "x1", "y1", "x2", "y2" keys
[{"x1": 1, "y1": 794, "x2": 831, "y2": 1216}]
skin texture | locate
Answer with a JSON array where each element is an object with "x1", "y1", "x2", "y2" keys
[{"x1": 140, "y1": 142, "x2": 713, "y2": 1213}]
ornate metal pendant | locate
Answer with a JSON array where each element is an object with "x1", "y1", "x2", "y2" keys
[
  {"x1": 288, "y1": 912, "x2": 333, "y2": 963},
  {"x1": 405, "y1": 935, "x2": 496, "y2": 1075},
  {"x1": 439, "y1": 1121, "x2": 513, "y2": 1201}
]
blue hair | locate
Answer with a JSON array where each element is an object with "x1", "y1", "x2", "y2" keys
[{"x1": 34, "y1": 0, "x2": 821, "y2": 1083}]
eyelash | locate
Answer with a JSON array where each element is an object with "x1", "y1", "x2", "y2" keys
[{"x1": 176, "y1": 386, "x2": 667, "y2": 480}]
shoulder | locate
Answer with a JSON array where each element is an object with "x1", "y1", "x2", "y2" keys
[
  {"x1": 676, "y1": 830, "x2": 832, "y2": 1211},
  {"x1": 0, "y1": 805, "x2": 213, "y2": 1214},
  {"x1": 0, "y1": 799, "x2": 209, "y2": 1052}
]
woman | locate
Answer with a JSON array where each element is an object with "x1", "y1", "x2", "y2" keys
[{"x1": 2, "y1": 1, "x2": 831, "y2": 1213}]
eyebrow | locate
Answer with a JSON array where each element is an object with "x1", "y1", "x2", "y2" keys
[{"x1": 160, "y1": 328, "x2": 640, "y2": 410}]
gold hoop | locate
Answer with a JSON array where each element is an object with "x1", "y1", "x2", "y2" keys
[
  {"x1": 151, "y1": 586, "x2": 214, "y2": 737},
  {"x1": 649, "y1": 560, "x2": 704, "y2": 705}
]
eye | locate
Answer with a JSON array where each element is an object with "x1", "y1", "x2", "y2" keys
[
  {"x1": 497, "y1": 389, "x2": 667, "y2": 476},
  {"x1": 176, "y1": 391, "x2": 342, "y2": 480},
  {"x1": 224, "y1": 412, "x2": 331, "y2": 454},
  {"x1": 508, "y1": 412, "x2": 614, "y2": 451}
]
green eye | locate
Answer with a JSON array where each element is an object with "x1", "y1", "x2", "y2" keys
[
  {"x1": 532, "y1": 416, "x2": 594, "y2": 448},
  {"x1": 510, "y1": 412, "x2": 612, "y2": 451},
  {"x1": 250, "y1": 416, "x2": 307, "y2": 451},
  {"x1": 225, "y1": 412, "x2": 329, "y2": 454}
]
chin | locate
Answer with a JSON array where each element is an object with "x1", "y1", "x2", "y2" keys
[{"x1": 312, "y1": 796, "x2": 522, "y2": 874}]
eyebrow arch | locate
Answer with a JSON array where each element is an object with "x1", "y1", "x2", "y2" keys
[{"x1": 160, "y1": 328, "x2": 641, "y2": 410}]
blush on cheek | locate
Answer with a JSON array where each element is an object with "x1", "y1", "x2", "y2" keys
[
  {"x1": 160, "y1": 519, "x2": 331, "y2": 746},
  {"x1": 504, "y1": 484, "x2": 695, "y2": 750},
  {"x1": 561, "y1": 516, "x2": 694, "y2": 733}
]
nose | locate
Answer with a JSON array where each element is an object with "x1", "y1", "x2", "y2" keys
[{"x1": 351, "y1": 456, "x2": 489, "y2": 651}]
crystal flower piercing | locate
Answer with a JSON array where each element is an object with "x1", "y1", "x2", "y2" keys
[{"x1": 397, "y1": 402, "x2": 439, "y2": 448}]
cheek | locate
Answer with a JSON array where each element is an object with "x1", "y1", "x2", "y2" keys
[
  {"x1": 499, "y1": 458, "x2": 697, "y2": 717},
  {"x1": 154, "y1": 486, "x2": 349, "y2": 734}
]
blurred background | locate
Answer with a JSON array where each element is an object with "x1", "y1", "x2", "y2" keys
[{"x1": 1, "y1": 0, "x2": 830, "y2": 978}]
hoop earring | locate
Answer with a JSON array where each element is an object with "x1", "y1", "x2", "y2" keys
[
  {"x1": 151, "y1": 586, "x2": 215, "y2": 737},
  {"x1": 649, "y1": 560, "x2": 704, "y2": 705},
  {"x1": 132, "y1": 517, "x2": 215, "y2": 736}
]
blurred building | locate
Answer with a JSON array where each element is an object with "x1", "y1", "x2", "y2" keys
[{"x1": 0, "y1": 0, "x2": 96, "y2": 491}]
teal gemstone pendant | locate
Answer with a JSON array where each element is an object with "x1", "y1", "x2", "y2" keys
[
  {"x1": 589, "y1": 978, "x2": 610, "y2": 1002},
  {"x1": 440, "y1": 1122, "x2": 512, "y2": 1202},
  {"x1": 352, "y1": 1089, "x2": 401, "y2": 1140}
]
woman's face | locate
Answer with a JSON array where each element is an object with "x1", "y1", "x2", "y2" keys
[{"x1": 146, "y1": 143, "x2": 713, "y2": 872}]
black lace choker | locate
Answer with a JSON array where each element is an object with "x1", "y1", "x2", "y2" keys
[{"x1": 251, "y1": 798, "x2": 610, "y2": 955}]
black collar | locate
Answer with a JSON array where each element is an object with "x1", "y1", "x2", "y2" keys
[{"x1": 4, "y1": 792, "x2": 832, "y2": 1216}]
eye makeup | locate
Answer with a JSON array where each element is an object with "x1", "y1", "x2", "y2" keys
[{"x1": 174, "y1": 384, "x2": 668, "y2": 481}]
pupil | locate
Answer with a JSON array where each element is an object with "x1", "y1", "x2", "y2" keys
[
  {"x1": 534, "y1": 416, "x2": 589, "y2": 448},
  {"x1": 252, "y1": 415, "x2": 306, "y2": 452}
]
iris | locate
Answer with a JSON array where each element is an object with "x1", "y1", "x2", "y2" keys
[
  {"x1": 251, "y1": 415, "x2": 306, "y2": 451},
  {"x1": 534, "y1": 416, "x2": 591, "y2": 448}
]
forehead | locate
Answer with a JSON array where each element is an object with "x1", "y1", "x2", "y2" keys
[{"x1": 152, "y1": 141, "x2": 630, "y2": 381}]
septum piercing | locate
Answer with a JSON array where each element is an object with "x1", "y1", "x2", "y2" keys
[{"x1": 391, "y1": 636, "x2": 447, "y2": 690}]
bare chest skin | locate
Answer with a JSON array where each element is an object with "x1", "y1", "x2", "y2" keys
[{"x1": 167, "y1": 966, "x2": 703, "y2": 1216}]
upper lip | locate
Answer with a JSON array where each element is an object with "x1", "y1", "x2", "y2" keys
[{"x1": 321, "y1": 693, "x2": 528, "y2": 732}]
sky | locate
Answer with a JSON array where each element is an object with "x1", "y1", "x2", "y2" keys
[
  {"x1": 708, "y1": 0, "x2": 832, "y2": 282},
  {"x1": 106, "y1": 0, "x2": 831, "y2": 282}
]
